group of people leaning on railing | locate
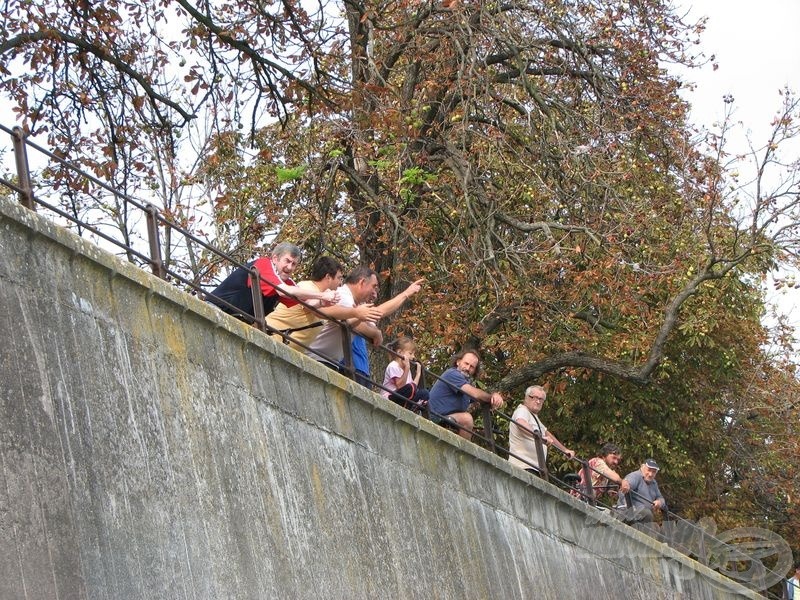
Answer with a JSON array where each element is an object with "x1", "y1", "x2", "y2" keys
[
  {"x1": 506, "y1": 384, "x2": 667, "y2": 524},
  {"x1": 205, "y1": 241, "x2": 668, "y2": 525}
]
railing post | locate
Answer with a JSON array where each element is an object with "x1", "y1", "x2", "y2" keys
[
  {"x1": 533, "y1": 432, "x2": 548, "y2": 481},
  {"x1": 11, "y1": 126, "x2": 34, "y2": 210},
  {"x1": 580, "y1": 460, "x2": 596, "y2": 506},
  {"x1": 698, "y1": 526, "x2": 707, "y2": 566},
  {"x1": 145, "y1": 204, "x2": 167, "y2": 279},
  {"x1": 249, "y1": 270, "x2": 266, "y2": 330},
  {"x1": 419, "y1": 366, "x2": 430, "y2": 419},
  {"x1": 340, "y1": 325, "x2": 354, "y2": 379},
  {"x1": 480, "y1": 402, "x2": 495, "y2": 452}
]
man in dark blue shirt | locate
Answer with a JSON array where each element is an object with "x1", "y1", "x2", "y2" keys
[{"x1": 428, "y1": 349, "x2": 504, "y2": 440}]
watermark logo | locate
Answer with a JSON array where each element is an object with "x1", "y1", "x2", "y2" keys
[
  {"x1": 577, "y1": 511, "x2": 792, "y2": 591},
  {"x1": 699, "y1": 521, "x2": 792, "y2": 591}
]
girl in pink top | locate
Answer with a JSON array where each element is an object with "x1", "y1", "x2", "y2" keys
[{"x1": 381, "y1": 337, "x2": 429, "y2": 412}]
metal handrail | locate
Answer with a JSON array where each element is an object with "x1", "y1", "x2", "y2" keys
[
  {"x1": 2, "y1": 125, "x2": 357, "y2": 376},
  {"x1": 485, "y1": 407, "x2": 789, "y2": 597}
]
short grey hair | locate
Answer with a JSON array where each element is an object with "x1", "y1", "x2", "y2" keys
[
  {"x1": 525, "y1": 385, "x2": 546, "y2": 399},
  {"x1": 271, "y1": 241, "x2": 302, "y2": 260}
]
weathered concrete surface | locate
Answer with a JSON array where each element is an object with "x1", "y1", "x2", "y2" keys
[{"x1": 0, "y1": 195, "x2": 758, "y2": 600}]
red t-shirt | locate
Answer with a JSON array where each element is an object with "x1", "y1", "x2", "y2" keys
[{"x1": 249, "y1": 257, "x2": 299, "y2": 308}]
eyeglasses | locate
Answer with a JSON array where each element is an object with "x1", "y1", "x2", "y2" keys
[{"x1": 526, "y1": 394, "x2": 545, "y2": 400}]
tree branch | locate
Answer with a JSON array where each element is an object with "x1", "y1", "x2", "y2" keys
[
  {"x1": 0, "y1": 30, "x2": 196, "y2": 123},
  {"x1": 498, "y1": 250, "x2": 756, "y2": 391}
]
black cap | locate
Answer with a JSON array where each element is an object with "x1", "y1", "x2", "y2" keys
[{"x1": 644, "y1": 458, "x2": 660, "y2": 470}]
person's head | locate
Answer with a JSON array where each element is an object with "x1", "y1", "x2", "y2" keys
[
  {"x1": 599, "y1": 442, "x2": 623, "y2": 468},
  {"x1": 270, "y1": 242, "x2": 302, "y2": 280},
  {"x1": 452, "y1": 349, "x2": 481, "y2": 378},
  {"x1": 523, "y1": 385, "x2": 546, "y2": 414},
  {"x1": 309, "y1": 256, "x2": 344, "y2": 290},
  {"x1": 344, "y1": 266, "x2": 379, "y2": 304},
  {"x1": 394, "y1": 336, "x2": 417, "y2": 358},
  {"x1": 640, "y1": 458, "x2": 660, "y2": 482}
]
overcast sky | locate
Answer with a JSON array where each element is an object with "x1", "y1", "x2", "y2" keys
[
  {"x1": 678, "y1": 0, "x2": 800, "y2": 140},
  {"x1": 676, "y1": 0, "x2": 800, "y2": 335}
]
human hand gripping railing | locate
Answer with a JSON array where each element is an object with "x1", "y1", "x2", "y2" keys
[
  {"x1": 617, "y1": 485, "x2": 660, "y2": 517},
  {"x1": 143, "y1": 236, "x2": 358, "y2": 376},
  {"x1": 337, "y1": 343, "x2": 506, "y2": 437},
  {"x1": 421, "y1": 382, "x2": 509, "y2": 449},
  {"x1": 354, "y1": 343, "x2": 503, "y2": 424},
  {"x1": 389, "y1": 373, "x2": 789, "y2": 597},
  {"x1": 479, "y1": 416, "x2": 788, "y2": 597},
  {"x1": 560, "y1": 458, "x2": 626, "y2": 507},
  {"x1": 240, "y1": 322, "x2": 799, "y2": 600},
  {"x1": 474, "y1": 408, "x2": 655, "y2": 516},
  {"x1": 114, "y1": 207, "x2": 361, "y2": 373},
  {"x1": 414, "y1": 368, "x2": 525, "y2": 449},
  {"x1": 346, "y1": 349, "x2": 500, "y2": 446},
  {"x1": 385, "y1": 362, "x2": 558, "y2": 475},
  {"x1": 488, "y1": 406, "x2": 584, "y2": 483},
  {"x1": 626, "y1": 488, "x2": 790, "y2": 597}
]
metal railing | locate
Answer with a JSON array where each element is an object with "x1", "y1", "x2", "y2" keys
[
  {"x1": 2, "y1": 125, "x2": 791, "y2": 599},
  {"x1": 1, "y1": 124, "x2": 358, "y2": 377}
]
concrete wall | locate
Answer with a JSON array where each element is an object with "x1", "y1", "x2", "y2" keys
[{"x1": 0, "y1": 196, "x2": 758, "y2": 600}]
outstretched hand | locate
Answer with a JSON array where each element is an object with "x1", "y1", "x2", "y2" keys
[
  {"x1": 354, "y1": 303, "x2": 383, "y2": 322},
  {"x1": 321, "y1": 289, "x2": 340, "y2": 304},
  {"x1": 404, "y1": 278, "x2": 425, "y2": 299}
]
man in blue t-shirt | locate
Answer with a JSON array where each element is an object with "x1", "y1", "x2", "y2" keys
[{"x1": 428, "y1": 349, "x2": 504, "y2": 440}]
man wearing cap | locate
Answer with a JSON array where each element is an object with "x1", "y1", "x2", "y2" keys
[{"x1": 617, "y1": 458, "x2": 667, "y2": 523}]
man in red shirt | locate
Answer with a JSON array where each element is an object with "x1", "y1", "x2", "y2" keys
[{"x1": 207, "y1": 242, "x2": 338, "y2": 321}]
